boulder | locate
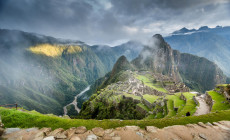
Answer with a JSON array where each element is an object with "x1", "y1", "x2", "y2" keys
[
  {"x1": 75, "y1": 126, "x2": 87, "y2": 134},
  {"x1": 4, "y1": 128, "x2": 21, "y2": 135},
  {"x1": 70, "y1": 135, "x2": 81, "y2": 140},
  {"x1": 124, "y1": 126, "x2": 140, "y2": 131},
  {"x1": 48, "y1": 128, "x2": 64, "y2": 136},
  {"x1": 103, "y1": 134, "x2": 112, "y2": 140},
  {"x1": 55, "y1": 133, "x2": 67, "y2": 139},
  {"x1": 43, "y1": 136, "x2": 55, "y2": 140},
  {"x1": 34, "y1": 128, "x2": 52, "y2": 139},
  {"x1": 112, "y1": 136, "x2": 121, "y2": 140},
  {"x1": 199, "y1": 133, "x2": 207, "y2": 140},
  {"x1": 92, "y1": 127, "x2": 104, "y2": 137},
  {"x1": 104, "y1": 129, "x2": 114, "y2": 134},
  {"x1": 198, "y1": 122, "x2": 207, "y2": 128},
  {"x1": 86, "y1": 134, "x2": 97, "y2": 140},
  {"x1": 145, "y1": 126, "x2": 158, "y2": 133},
  {"x1": 65, "y1": 127, "x2": 77, "y2": 138}
]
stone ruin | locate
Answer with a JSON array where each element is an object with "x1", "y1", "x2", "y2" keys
[{"x1": 214, "y1": 85, "x2": 230, "y2": 103}]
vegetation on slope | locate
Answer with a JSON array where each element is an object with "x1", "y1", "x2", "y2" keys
[
  {"x1": 207, "y1": 91, "x2": 230, "y2": 112},
  {"x1": 1, "y1": 107, "x2": 230, "y2": 130},
  {"x1": 176, "y1": 92, "x2": 197, "y2": 116}
]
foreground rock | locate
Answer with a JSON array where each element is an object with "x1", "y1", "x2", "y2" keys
[{"x1": 2, "y1": 121, "x2": 230, "y2": 140}]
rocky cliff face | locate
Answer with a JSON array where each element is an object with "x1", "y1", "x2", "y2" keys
[
  {"x1": 132, "y1": 34, "x2": 226, "y2": 92},
  {"x1": 165, "y1": 26, "x2": 230, "y2": 77},
  {"x1": 132, "y1": 34, "x2": 181, "y2": 82},
  {"x1": 174, "y1": 52, "x2": 226, "y2": 92}
]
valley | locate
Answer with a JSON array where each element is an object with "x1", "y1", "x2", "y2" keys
[{"x1": 63, "y1": 86, "x2": 91, "y2": 116}]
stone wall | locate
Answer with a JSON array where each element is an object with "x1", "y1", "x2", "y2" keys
[
  {"x1": 136, "y1": 105, "x2": 148, "y2": 114},
  {"x1": 193, "y1": 96, "x2": 199, "y2": 105},
  {"x1": 143, "y1": 98, "x2": 154, "y2": 109},
  {"x1": 204, "y1": 93, "x2": 213, "y2": 111},
  {"x1": 215, "y1": 85, "x2": 230, "y2": 103},
  {"x1": 180, "y1": 93, "x2": 187, "y2": 101}
]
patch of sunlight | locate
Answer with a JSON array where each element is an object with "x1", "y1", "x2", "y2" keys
[{"x1": 29, "y1": 44, "x2": 82, "y2": 57}]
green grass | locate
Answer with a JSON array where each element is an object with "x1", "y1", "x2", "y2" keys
[
  {"x1": 166, "y1": 93, "x2": 185, "y2": 114},
  {"x1": 155, "y1": 112, "x2": 164, "y2": 119},
  {"x1": 216, "y1": 84, "x2": 229, "y2": 87},
  {"x1": 176, "y1": 93, "x2": 197, "y2": 117},
  {"x1": 145, "y1": 114, "x2": 155, "y2": 119},
  {"x1": 137, "y1": 103, "x2": 150, "y2": 111},
  {"x1": 165, "y1": 100, "x2": 177, "y2": 118},
  {"x1": 124, "y1": 93, "x2": 141, "y2": 100},
  {"x1": 108, "y1": 95, "x2": 122, "y2": 103},
  {"x1": 2, "y1": 107, "x2": 230, "y2": 130},
  {"x1": 143, "y1": 94, "x2": 158, "y2": 103},
  {"x1": 208, "y1": 91, "x2": 230, "y2": 112},
  {"x1": 135, "y1": 74, "x2": 168, "y2": 93}
]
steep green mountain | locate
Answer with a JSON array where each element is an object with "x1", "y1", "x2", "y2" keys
[
  {"x1": 79, "y1": 34, "x2": 227, "y2": 119},
  {"x1": 165, "y1": 26, "x2": 230, "y2": 76},
  {"x1": 79, "y1": 56, "x2": 190, "y2": 119},
  {"x1": 0, "y1": 29, "x2": 143, "y2": 115}
]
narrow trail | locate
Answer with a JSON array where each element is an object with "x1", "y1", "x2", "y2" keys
[
  {"x1": 194, "y1": 94, "x2": 210, "y2": 116},
  {"x1": 63, "y1": 86, "x2": 90, "y2": 116}
]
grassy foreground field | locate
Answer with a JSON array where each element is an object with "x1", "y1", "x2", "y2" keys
[
  {"x1": 1, "y1": 107, "x2": 230, "y2": 130},
  {"x1": 208, "y1": 91, "x2": 230, "y2": 112}
]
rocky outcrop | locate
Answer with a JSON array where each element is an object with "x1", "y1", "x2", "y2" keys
[{"x1": 3, "y1": 121, "x2": 230, "y2": 140}]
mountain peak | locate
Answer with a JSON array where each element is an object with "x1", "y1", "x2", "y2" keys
[
  {"x1": 172, "y1": 27, "x2": 190, "y2": 34},
  {"x1": 153, "y1": 34, "x2": 164, "y2": 40},
  {"x1": 198, "y1": 26, "x2": 210, "y2": 30},
  {"x1": 110, "y1": 55, "x2": 132, "y2": 77}
]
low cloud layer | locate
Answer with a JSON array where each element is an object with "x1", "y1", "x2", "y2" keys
[{"x1": 0, "y1": 0, "x2": 230, "y2": 45}]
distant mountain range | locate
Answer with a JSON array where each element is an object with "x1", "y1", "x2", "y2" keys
[
  {"x1": 165, "y1": 26, "x2": 230, "y2": 76},
  {"x1": 0, "y1": 27, "x2": 229, "y2": 116}
]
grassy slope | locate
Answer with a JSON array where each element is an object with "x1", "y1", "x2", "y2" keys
[
  {"x1": 165, "y1": 100, "x2": 176, "y2": 118},
  {"x1": 1, "y1": 107, "x2": 230, "y2": 130},
  {"x1": 176, "y1": 92, "x2": 197, "y2": 116},
  {"x1": 208, "y1": 91, "x2": 230, "y2": 112},
  {"x1": 143, "y1": 95, "x2": 158, "y2": 103},
  {"x1": 166, "y1": 93, "x2": 185, "y2": 113}
]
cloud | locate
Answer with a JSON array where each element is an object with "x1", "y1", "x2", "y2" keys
[{"x1": 0, "y1": 0, "x2": 230, "y2": 45}]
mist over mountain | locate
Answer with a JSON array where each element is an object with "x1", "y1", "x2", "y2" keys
[
  {"x1": 165, "y1": 26, "x2": 230, "y2": 76},
  {"x1": 0, "y1": 29, "x2": 143, "y2": 115}
]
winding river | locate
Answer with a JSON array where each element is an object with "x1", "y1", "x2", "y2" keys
[{"x1": 63, "y1": 85, "x2": 91, "y2": 116}]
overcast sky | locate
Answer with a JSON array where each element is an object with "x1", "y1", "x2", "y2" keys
[{"x1": 0, "y1": 0, "x2": 230, "y2": 46}]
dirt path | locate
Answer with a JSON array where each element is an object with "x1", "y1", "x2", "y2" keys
[
  {"x1": 63, "y1": 86, "x2": 90, "y2": 116},
  {"x1": 193, "y1": 94, "x2": 210, "y2": 116}
]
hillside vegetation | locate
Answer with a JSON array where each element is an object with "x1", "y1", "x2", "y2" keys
[{"x1": 1, "y1": 107, "x2": 230, "y2": 130}]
